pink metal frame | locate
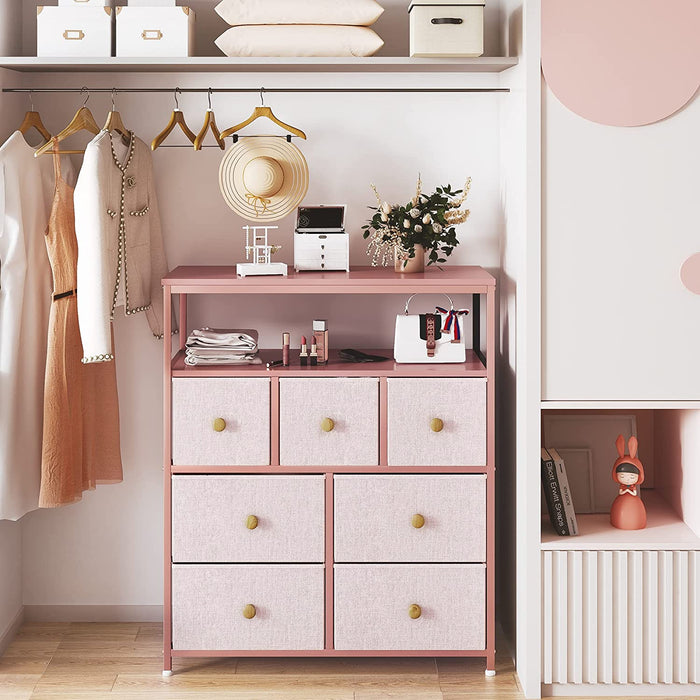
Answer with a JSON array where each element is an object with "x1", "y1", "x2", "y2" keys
[{"x1": 162, "y1": 266, "x2": 496, "y2": 674}]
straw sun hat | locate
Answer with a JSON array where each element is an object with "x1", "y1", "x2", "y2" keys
[{"x1": 218, "y1": 137, "x2": 309, "y2": 222}]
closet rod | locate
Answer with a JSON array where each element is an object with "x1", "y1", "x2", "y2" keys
[{"x1": 2, "y1": 87, "x2": 509, "y2": 94}]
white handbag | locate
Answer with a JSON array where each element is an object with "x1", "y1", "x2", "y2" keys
[{"x1": 394, "y1": 293, "x2": 469, "y2": 363}]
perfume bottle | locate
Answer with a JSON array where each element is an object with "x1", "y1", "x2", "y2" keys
[{"x1": 313, "y1": 319, "x2": 328, "y2": 364}]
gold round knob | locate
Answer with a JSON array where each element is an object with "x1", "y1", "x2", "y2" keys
[
  {"x1": 430, "y1": 418, "x2": 444, "y2": 433},
  {"x1": 243, "y1": 604, "x2": 256, "y2": 619},
  {"x1": 246, "y1": 515, "x2": 258, "y2": 530},
  {"x1": 320, "y1": 417, "x2": 335, "y2": 432},
  {"x1": 408, "y1": 604, "x2": 422, "y2": 620},
  {"x1": 411, "y1": 513, "x2": 425, "y2": 529},
  {"x1": 213, "y1": 417, "x2": 226, "y2": 432}
]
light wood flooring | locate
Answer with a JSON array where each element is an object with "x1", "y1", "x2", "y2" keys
[{"x1": 0, "y1": 622, "x2": 695, "y2": 699}]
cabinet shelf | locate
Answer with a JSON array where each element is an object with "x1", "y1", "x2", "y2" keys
[
  {"x1": 541, "y1": 492, "x2": 700, "y2": 551},
  {"x1": 0, "y1": 56, "x2": 518, "y2": 74},
  {"x1": 171, "y1": 348, "x2": 487, "y2": 378}
]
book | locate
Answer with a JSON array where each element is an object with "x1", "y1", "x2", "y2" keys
[
  {"x1": 547, "y1": 447, "x2": 579, "y2": 536},
  {"x1": 541, "y1": 447, "x2": 568, "y2": 536}
]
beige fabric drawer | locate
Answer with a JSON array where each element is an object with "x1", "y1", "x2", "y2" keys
[
  {"x1": 279, "y1": 378, "x2": 378, "y2": 466},
  {"x1": 334, "y1": 474, "x2": 486, "y2": 563},
  {"x1": 334, "y1": 564, "x2": 485, "y2": 650},
  {"x1": 172, "y1": 378, "x2": 270, "y2": 465},
  {"x1": 172, "y1": 475, "x2": 325, "y2": 563},
  {"x1": 387, "y1": 378, "x2": 486, "y2": 466},
  {"x1": 172, "y1": 564, "x2": 324, "y2": 650}
]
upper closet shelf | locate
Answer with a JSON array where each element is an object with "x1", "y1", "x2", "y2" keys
[{"x1": 0, "y1": 56, "x2": 518, "y2": 74}]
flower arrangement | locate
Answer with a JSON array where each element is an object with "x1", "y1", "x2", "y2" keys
[{"x1": 362, "y1": 175, "x2": 472, "y2": 268}]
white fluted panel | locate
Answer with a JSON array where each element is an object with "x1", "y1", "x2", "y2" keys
[{"x1": 542, "y1": 549, "x2": 700, "y2": 686}]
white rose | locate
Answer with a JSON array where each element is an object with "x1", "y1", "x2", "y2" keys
[
  {"x1": 411, "y1": 196, "x2": 418, "y2": 207},
  {"x1": 403, "y1": 219, "x2": 411, "y2": 229},
  {"x1": 432, "y1": 223, "x2": 443, "y2": 233},
  {"x1": 380, "y1": 212, "x2": 389, "y2": 222},
  {"x1": 414, "y1": 224, "x2": 423, "y2": 233},
  {"x1": 422, "y1": 213, "x2": 432, "y2": 224},
  {"x1": 381, "y1": 201, "x2": 391, "y2": 215},
  {"x1": 410, "y1": 208, "x2": 421, "y2": 218}
]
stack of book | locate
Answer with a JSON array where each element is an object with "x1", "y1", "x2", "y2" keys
[
  {"x1": 541, "y1": 447, "x2": 579, "y2": 536},
  {"x1": 184, "y1": 328, "x2": 261, "y2": 366}
]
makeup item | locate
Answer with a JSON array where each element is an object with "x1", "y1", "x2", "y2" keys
[
  {"x1": 266, "y1": 359, "x2": 284, "y2": 369},
  {"x1": 310, "y1": 338, "x2": 318, "y2": 366},
  {"x1": 299, "y1": 335, "x2": 308, "y2": 366},
  {"x1": 282, "y1": 331, "x2": 290, "y2": 366},
  {"x1": 312, "y1": 319, "x2": 329, "y2": 363}
]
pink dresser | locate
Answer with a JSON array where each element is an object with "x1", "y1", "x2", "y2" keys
[{"x1": 162, "y1": 266, "x2": 496, "y2": 675}]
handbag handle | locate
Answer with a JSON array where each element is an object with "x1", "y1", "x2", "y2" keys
[{"x1": 403, "y1": 293, "x2": 455, "y2": 315}]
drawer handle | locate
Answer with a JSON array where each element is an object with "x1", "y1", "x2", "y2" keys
[
  {"x1": 430, "y1": 418, "x2": 444, "y2": 433},
  {"x1": 431, "y1": 17, "x2": 463, "y2": 24},
  {"x1": 320, "y1": 417, "x2": 335, "y2": 432},
  {"x1": 408, "y1": 604, "x2": 422, "y2": 620},
  {"x1": 246, "y1": 515, "x2": 259, "y2": 530},
  {"x1": 243, "y1": 604, "x2": 256, "y2": 619},
  {"x1": 411, "y1": 513, "x2": 425, "y2": 529},
  {"x1": 63, "y1": 30, "x2": 85, "y2": 41},
  {"x1": 142, "y1": 30, "x2": 164, "y2": 41},
  {"x1": 212, "y1": 417, "x2": 226, "y2": 432}
]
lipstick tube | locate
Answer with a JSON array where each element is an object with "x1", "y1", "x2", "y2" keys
[
  {"x1": 310, "y1": 338, "x2": 318, "y2": 366},
  {"x1": 299, "y1": 335, "x2": 308, "y2": 366},
  {"x1": 282, "y1": 332, "x2": 290, "y2": 366}
]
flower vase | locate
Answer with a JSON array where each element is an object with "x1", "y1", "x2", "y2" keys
[{"x1": 394, "y1": 244, "x2": 425, "y2": 273}]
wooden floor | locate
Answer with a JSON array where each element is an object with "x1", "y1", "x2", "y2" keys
[{"x1": 0, "y1": 622, "x2": 696, "y2": 699}]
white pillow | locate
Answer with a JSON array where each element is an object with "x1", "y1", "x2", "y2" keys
[
  {"x1": 215, "y1": 25, "x2": 384, "y2": 57},
  {"x1": 215, "y1": 0, "x2": 384, "y2": 27}
]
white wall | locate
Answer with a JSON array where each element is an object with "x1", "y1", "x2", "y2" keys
[{"x1": 15, "y1": 68, "x2": 507, "y2": 610}]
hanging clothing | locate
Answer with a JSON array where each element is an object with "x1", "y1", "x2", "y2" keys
[
  {"x1": 74, "y1": 130, "x2": 171, "y2": 363},
  {"x1": 39, "y1": 140, "x2": 122, "y2": 508},
  {"x1": 0, "y1": 131, "x2": 75, "y2": 521}
]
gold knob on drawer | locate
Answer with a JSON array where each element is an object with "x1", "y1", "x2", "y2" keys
[
  {"x1": 408, "y1": 604, "x2": 422, "y2": 620},
  {"x1": 320, "y1": 417, "x2": 335, "y2": 432},
  {"x1": 212, "y1": 417, "x2": 226, "y2": 432},
  {"x1": 411, "y1": 513, "x2": 425, "y2": 529},
  {"x1": 430, "y1": 418, "x2": 444, "y2": 433},
  {"x1": 246, "y1": 515, "x2": 258, "y2": 530},
  {"x1": 243, "y1": 604, "x2": 256, "y2": 619}
]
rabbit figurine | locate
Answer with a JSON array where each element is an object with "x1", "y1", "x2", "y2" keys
[{"x1": 610, "y1": 434, "x2": 647, "y2": 530}]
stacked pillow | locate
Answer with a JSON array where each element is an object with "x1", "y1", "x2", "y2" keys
[{"x1": 215, "y1": 0, "x2": 385, "y2": 57}]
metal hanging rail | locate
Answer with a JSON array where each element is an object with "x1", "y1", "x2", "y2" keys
[{"x1": 2, "y1": 86, "x2": 509, "y2": 94}]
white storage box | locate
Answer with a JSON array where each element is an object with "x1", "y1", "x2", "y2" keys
[
  {"x1": 409, "y1": 0, "x2": 484, "y2": 58},
  {"x1": 37, "y1": 7, "x2": 113, "y2": 58},
  {"x1": 58, "y1": 0, "x2": 111, "y2": 6},
  {"x1": 127, "y1": 0, "x2": 176, "y2": 6},
  {"x1": 116, "y1": 6, "x2": 194, "y2": 57}
]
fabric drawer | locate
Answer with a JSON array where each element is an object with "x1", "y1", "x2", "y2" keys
[
  {"x1": 172, "y1": 378, "x2": 270, "y2": 465},
  {"x1": 172, "y1": 564, "x2": 324, "y2": 650},
  {"x1": 387, "y1": 378, "x2": 486, "y2": 466},
  {"x1": 172, "y1": 475, "x2": 325, "y2": 563},
  {"x1": 279, "y1": 378, "x2": 378, "y2": 466},
  {"x1": 334, "y1": 564, "x2": 485, "y2": 650},
  {"x1": 334, "y1": 474, "x2": 486, "y2": 562}
]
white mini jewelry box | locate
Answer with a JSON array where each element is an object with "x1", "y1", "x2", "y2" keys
[
  {"x1": 57, "y1": 0, "x2": 111, "y2": 7},
  {"x1": 37, "y1": 6, "x2": 114, "y2": 58},
  {"x1": 127, "y1": 0, "x2": 177, "y2": 6},
  {"x1": 116, "y1": 6, "x2": 195, "y2": 57},
  {"x1": 408, "y1": 0, "x2": 485, "y2": 58}
]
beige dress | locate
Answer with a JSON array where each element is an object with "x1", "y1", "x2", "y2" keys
[{"x1": 39, "y1": 141, "x2": 123, "y2": 508}]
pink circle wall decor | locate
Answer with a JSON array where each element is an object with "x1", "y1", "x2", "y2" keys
[
  {"x1": 542, "y1": 0, "x2": 700, "y2": 127},
  {"x1": 680, "y1": 253, "x2": 700, "y2": 295}
]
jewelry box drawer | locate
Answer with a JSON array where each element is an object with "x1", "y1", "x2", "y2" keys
[
  {"x1": 171, "y1": 378, "x2": 270, "y2": 466},
  {"x1": 279, "y1": 378, "x2": 379, "y2": 466},
  {"x1": 334, "y1": 564, "x2": 485, "y2": 650},
  {"x1": 172, "y1": 475, "x2": 325, "y2": 563},
  {"x1": 172, "y1": 564, "x2": 324, "y2": 650},
  {"x1": 334, "y1": 475, "x2": 486, "y2": 563},
  {"x1": 387, "y1": 378, "x2": 487, "y2": 466}
]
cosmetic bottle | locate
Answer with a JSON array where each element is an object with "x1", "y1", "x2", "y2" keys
[
  {"x1": 310, "y1": 338, "x2": 318, "y2": 366},
  {"x1": 299, "y1": 335, "x2": 308, "y2": 366},
  {"x1": 313, "y1": 319, "x2": 329, "y2": 363},
  {"x1": 282, "y1": 332, "x2": 290, "y2": 366}
]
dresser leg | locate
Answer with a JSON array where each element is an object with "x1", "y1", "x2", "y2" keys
[{"x1": 485, "y1": 648, "x2": 496, "y2": 676}]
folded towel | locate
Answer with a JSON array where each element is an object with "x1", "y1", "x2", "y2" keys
[
  {"x1": 186, "y1": 327, "x2": 258, "y2": 350},
  {"x1": 184, "y1": 354, "x2": 262, "y2": 366}
]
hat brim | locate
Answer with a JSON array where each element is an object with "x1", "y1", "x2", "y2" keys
[{"x1": 219, "y1": 137, "x2": 309, "y2": 222}]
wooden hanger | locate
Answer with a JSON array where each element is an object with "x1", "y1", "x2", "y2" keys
[
  {"x1": 220, "y1": 87, "x2": 307, "y2": 140},
  {"x1": 103, "y1": 88, "x2": 131, "y2": 146},
  {"x1": 19, "y1": 91, "x2": 52, "y2": 145},
  {"x1": 151, "y1": 87, "x2": 197, "y2": 151},
  {"x1": 194, "y1": 88, "x2": 225, "y2": 151},
  {"x1": 34, "y1": 87, "x2": 100, "y2": 157}
]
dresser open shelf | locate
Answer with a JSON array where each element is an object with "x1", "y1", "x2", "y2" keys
[{"x1": 162, "y1": 264, "x2": 496, "y2": 674}]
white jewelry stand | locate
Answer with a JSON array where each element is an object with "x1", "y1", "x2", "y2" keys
[{"x1": 237, "y1": 225, "x2": 288, "y2": 277}]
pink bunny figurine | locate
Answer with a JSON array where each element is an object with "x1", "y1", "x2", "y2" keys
[{"x1": 610, "y1": 434, "x2": 647, "y2": 530}]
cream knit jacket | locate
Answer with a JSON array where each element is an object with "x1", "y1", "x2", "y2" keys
[{"x1": 75, "y1": 131, "x2": 169, "y2": 363}]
